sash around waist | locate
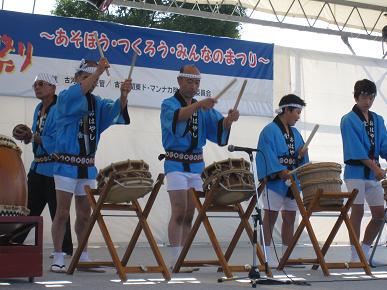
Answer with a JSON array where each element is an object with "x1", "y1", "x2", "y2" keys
[
  {"x1": 53, "y1": 153, "x2": 95, "y2": 167},
  {"x1": 163, "y1": 150, "x2": 203, "y2": 163},
  {"x1": 34, "y1": 155, "x2": 53, "y2": 163}
]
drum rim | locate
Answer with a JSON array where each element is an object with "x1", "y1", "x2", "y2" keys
[
  {"x1": 297, "y1": 162, "x2": 341, "y2": 174},
  {"x1": 98, "y1": 159, "x2": 150, "y2": 174}
]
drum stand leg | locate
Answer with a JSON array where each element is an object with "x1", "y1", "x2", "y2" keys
[
  {"x1": 217, "y1": 151, "x2": 292, "y2": 288},
  {"x1": 369, "y1": 208, "x2": 387, "y2": 267}
]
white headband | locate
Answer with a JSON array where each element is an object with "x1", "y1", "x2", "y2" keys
[
  {"x1": 275, "y1": 103, "x2": 304, "y2": 114},
  {"x1": 76, "y1": 59, "x2": 97, "y2": 74},
  {"x1": 34, "y1": 73, "x2": 57, "y2": 86},
  {"x1": 177, "y1": 72, "x2": 201, "y2": 80}
]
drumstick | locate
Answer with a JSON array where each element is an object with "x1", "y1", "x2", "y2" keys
[
  {"x1": 233, "y1": 79, "x2": 247, "y2": 110},
  {"x1": 298, "y1": 124, "x2": 319, "y2": 158},
  {"x1": 213, "y1": 78, "x2": 237, "y2": 101},
  {"x1": 128, "y1": 52, "x2": 138, "y2": 79},
  {"x1": 94, "y1": 32, "x2": 110, "y2": 76}
]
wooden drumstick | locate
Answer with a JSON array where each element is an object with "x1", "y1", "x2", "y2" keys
[
  {"x1": 233, "y1": 79, "x2": 247, "y2": 110},
  {"x1": 213, "y1": 78, "x2": 237, "y2": 101},
  {"x1": 94, "y1": 32, "x2": 110, "y2": 76},
  {"x1": 298, "y1": 124, "x2": 319, "y2": 158},
  {"x1": 128, "y1": 52, "x2": 138, "y2": 79}
]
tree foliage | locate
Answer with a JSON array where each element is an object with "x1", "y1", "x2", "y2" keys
[{"x1": 52, "y1": 0, "x2": 242, "y2": 38}]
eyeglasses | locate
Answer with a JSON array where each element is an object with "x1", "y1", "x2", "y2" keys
[{"x1": 32, "y1": 81, "x2": 51, "y2": 88}]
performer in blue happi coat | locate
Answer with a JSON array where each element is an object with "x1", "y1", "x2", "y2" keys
[
  {"x1": 50, "y1": 58, "x2": 132, "y2": 273},
  {"x1": 160, "y1": 65, "x2": 239, "y2": 270},
  {"x1": 256, "y1": 94, "x2": 308, "y2": 266},
  {"x1": 341, "y1": 79, "x2": 387, "y2": 263},
  {"x1": 12, "y1": 73, "x2": 73, "y2": 257}
]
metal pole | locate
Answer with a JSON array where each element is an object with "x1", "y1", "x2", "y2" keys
[{"x1": 32, "y1": 0, "x2": 36, "y2": 14}]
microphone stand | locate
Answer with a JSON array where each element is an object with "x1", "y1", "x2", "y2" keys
[{"x1": 218, "y1": 150, "x2": 290, "y2": 287}]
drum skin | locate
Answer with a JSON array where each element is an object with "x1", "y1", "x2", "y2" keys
[
  {"x1": 202, "y1": 158, "x2": 255, "y2": 205},
  {"x1": 97, "y1": 159, "x2": 154, "y2": 203},
  {"x1": 0, "y1": 135, "x2": 28, "y2": 237}
]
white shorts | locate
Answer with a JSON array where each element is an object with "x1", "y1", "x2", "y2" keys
[
  {"x1": 54, "y1": 175, "x2": 96, "y2": 196},
  {"x1": 166, "y1": 171, "x2": 203, "y2": 192},
  {"x1": 344, "y1": 179, "x2": 384, "y2": 206},
  {"x1": 260, "y1": 188, "x2": 298, "y2": 212}
]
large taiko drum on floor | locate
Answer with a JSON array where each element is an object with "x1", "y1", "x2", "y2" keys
[
  {"x1": 0, "y1": 134, "x2": 29, "y2": 236},
  {"x1": 202, "y1": 158, "x2": 255, "y2": 205},
  {"x1": 96, "y1": 159, "x2": 154, "y2": 203},
  {"x1": 382, "y1": 179, "x2": 387, "y2": 203},
  {"x1": 296, "y1": 162, "x2": 343, "y2": 208}
]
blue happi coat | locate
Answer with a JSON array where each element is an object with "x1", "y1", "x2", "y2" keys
[
  {"x1": 54, "y1": 83, "x2": 130, "y2": 179},
  {"x1": 160, "y1": 92, "x2": 230, "y2": 174},
  {"x1": 30, "y1": 99, "x2": 57, "y2": 177},
  {"x1": 341, "y1": 108, "x2": 387, "y2": 180},
  {"x1": 256, "y1": 120, "x2": 309, "y2": 197}
]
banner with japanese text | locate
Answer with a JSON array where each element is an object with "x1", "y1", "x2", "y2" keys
[{"x1": 0, "y1": 10, "x2": 274, "y2": 116}]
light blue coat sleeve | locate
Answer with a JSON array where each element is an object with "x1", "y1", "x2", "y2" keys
[
  {"x1": 38, "y1": 106, "x2": 57, "y2": 154},
  {"x1": 56, "y1": 83, "x2": 88, "y2": 124},
  {"x1": 98, "y1": 97, "x2": 129, "y2": 133},
  {"x1": 340, "y1": 114, "x2": 369, "y2": 161},
  {"x1": 256, "y1": 127, "x2": 286, "y2": 179},
  {"x1": 377, "y1": 116, "x2": 387, "y2": 160},
  {"x1": 205, "y1": 109, "x2": 230, "y2": 146}
]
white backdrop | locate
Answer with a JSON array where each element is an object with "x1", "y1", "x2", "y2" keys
[{"x1": 1, "y1": 45, "x2": 386, "y2": 246}]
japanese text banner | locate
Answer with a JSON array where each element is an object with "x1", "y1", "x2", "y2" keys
[{"x1": 0, "y1": 10, "x2": 274, "y2": 116}]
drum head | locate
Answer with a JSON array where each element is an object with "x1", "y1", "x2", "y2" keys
[
  {"x1": 105, "y1": 178, "x2": 154, "y2": 204},
  {"x1": 213, "y1": 187, "x2": 254, "y2": 205},
  {"x1": 202, "y1": 158, "x2": 250, "y2": 179},
  {"x1": 0, "y1": 134, "x2": 21, "y2": 153},
  {"x1": 97, "y1": 159, "x2": 151, "y2": 189}
]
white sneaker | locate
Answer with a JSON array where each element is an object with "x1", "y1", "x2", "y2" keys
[{"x1": 369, "y1": 258, "x2": 386, "y2": 267}]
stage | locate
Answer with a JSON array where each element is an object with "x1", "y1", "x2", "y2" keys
[{"x1": 1, "y1": 243, "x2": 387, "y2": 289}]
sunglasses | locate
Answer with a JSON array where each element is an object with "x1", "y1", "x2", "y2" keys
[{"x1": 32, "y1": 81, "x2": 52, "y2": 88}]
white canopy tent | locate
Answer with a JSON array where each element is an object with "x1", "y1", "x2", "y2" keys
[{"x1": 113, "y1": 0, "x2": 387, "y2": 41}]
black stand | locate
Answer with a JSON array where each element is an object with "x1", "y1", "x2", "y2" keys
[{"x1": 218, "y1": 151, "x2": 291, "y2": 288}]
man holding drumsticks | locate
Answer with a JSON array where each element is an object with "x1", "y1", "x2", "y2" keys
[
  {"x1": 160, "y1": 64, "x2": 239, "y2": 271},
  {"x1": 12, "y1": 73, "x2": 73, "y2": 257},
  {"x1": 341, "y1": 79, "x2": 387, "y2": 263},
  {"x1": 50, "y1": 58, "x2": 132, "y2": 272},
  {"x1": 256, "y1": 94, "x2": 309, "y2": 267}
]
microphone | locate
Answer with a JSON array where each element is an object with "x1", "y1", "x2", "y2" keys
[{"x1": 228, "y1": 145, "x2": 257, "y2": 153}]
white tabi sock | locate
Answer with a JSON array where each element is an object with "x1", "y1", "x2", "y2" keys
[
  {"x1": 80, "y1": 251, "x2": 91, "y2": 262},
  {"x1": 361, "y1": 243, "x2": 371, "y2": 260},
  {"x1": 53, "y1": 252, "x2": 65, "y2": 266},
  {"x1": 170, "y1": 246, "x2": 183, "y2": 268}
]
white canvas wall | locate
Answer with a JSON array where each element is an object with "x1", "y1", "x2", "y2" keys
[{"x1": 1, "y1": 45, "x2": 386, "y2": 246}]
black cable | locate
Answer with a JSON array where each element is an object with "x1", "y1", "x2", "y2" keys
[{"x1": 255, "y1": 150, "x2": 307, "y2": 286}]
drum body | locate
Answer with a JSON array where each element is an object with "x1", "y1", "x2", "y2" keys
[
  {"x1": 0, "y1": 135, "x2": 29, "y2": 236},
  {"x1": 202, "y1": 158, "x2": 255, "y2": 205},
  {"x1": 296, "y1": 162, "x2": 343, "y2": 207},
  {"x1": 97, "y1": 159, "x2": 153, "y2": 203}
]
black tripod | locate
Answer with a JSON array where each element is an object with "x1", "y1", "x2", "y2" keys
[{"x1": 218, "y1": 149, "x2": 291, "y2": 288}]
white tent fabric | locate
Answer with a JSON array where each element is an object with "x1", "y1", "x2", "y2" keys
[
  {"x1": 1, "y1": 45, "x2": 386, "y2": 246},
  {"x1": 160, "y1": 0, "x2": 387, "y2": 33}
]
